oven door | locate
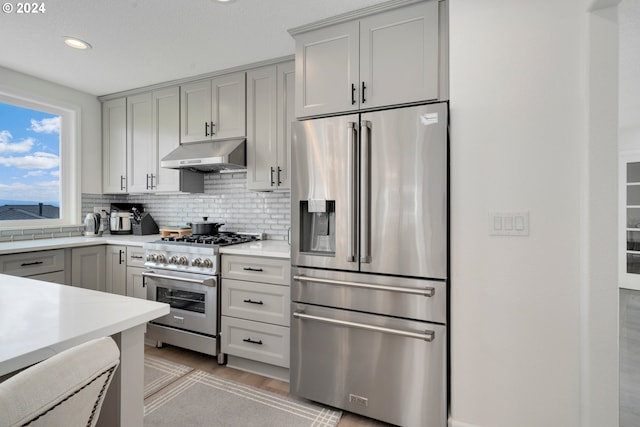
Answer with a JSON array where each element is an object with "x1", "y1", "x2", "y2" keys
[{"x1": 143, "y1": 269, "x2": 217, "y2": 336}]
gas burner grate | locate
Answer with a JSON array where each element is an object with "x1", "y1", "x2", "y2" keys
[{"x1": 160, "y1": 232, "x2": 256, "y2": 247}]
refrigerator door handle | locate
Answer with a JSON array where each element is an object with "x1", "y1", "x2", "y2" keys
[
  {"x1": 293, "y1": 311, "x2": 435, "y2": 342},
  {"x1": 293, "y1": 274, "x2": 435, "y2": 297},
  {"x1": 360, "y1": 120, "x2": 371, "y2": 263},
  {"x1": 347, "y1": 122, "x2": 358, "y2": 262}
]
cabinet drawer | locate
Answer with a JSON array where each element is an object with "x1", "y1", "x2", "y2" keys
[
  {"x1": 222, "y1": 279, "x2": 289, "y2": 326},
  {"x1": 127, "y1": 246, "x2": 146, "y2": 267},
  {"x1": 221, "y1": 255, "x2": 289, "y2": 285},
  {"x1": 0, "y1": 249, "x2": 65, "y2": 277},
  {"x1": 221, "y1": 316, "x2": 289, "y2": 368}
]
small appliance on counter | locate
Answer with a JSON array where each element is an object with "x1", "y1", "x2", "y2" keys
[
  {"x1": 131, "y1": 208, "x2": 159, "y2": 235},
  {"x1": 83, "y1": 213, "x2": 102, "y2": 237},
  {"x1": 109, "y1": 203, "x2": 143, "y2": 235}
]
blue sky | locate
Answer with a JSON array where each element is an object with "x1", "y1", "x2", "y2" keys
[{"x1": 0, "y1": 102, "x2": 60, "y2": 205}]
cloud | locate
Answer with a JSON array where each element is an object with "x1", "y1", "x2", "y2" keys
[
  {"x1": 0, "y1": 131, "x2": 34, "y2": 153},
  {"x1": 0, "y1": 152, "x2": 59, "y2": 169},
  {"x1": 25, "y1": 170, "x2": 46, "y2": 177},
  {"x1": 29, "y1": 117, "x2": 60, "y2": 134},
  {"x1": 0, "y1": 180, "x2": 59, "y2": 202},
  {"x1": 50, "y1": 170, "x2": 60, "y2": 177}
]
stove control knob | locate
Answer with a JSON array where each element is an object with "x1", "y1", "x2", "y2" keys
[
  {"x1": 192, "y1": 258, "x2": 202, "y2": 267},
  {"x1": 169, "y1": 255, "x2": 180, "y2": 264},
  {"x1": 146, "y1": 254, "x2": 157, "y2": 262},
  {"x1": 156, "y1": 254, "x2": 167, "y2": 264},
  {"x1": 202, "y1": 258, "x2": 213, "y2": 268},
  {"x1": 179, "y1": 256, "x2": 189, "y2": 266}
]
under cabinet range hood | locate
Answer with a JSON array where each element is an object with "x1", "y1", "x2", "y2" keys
[{"x1": 161, "y1": 138, "x2": 246, "y2": 172}]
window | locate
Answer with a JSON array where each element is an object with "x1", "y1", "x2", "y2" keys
[{"x1": 0, "y1": 94, "x2": 79, "y2": 228}]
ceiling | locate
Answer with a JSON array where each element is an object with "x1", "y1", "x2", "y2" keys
[{"x1": 0, "y1": 0, "x2": 384, "y2": 96}]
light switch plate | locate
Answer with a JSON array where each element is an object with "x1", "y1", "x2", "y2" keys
[{"x1": 489, "y1": 211, "x2": 529, "y2": 236}]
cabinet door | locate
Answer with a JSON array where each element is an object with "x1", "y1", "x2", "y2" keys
[
  {"x1": 106, "y1": 245, "x2": 127, "y2": 295},
  {"x1": 126, "y1": 266, "x2": 147, "y2": 299},
  {"x1": 246, "y1": 66, "x2": 277, "y2": 191},
  {"x1": 71, "y1": 246, "x2": 106, "y2": 292},
  {"x1": 180, "y1": 80, "x2": 212, "y2": 143},
  {"x1": 127, "y1": 93, "x2": 154, "y2": 193},
  {"x1": 211, "y1": 72, "x2": 246, "y2": 140},
  {"x1": 359, "y1": 1, "x2": 440, "y2": 109},
  {"x1": 276, "y1": 61, "x2": 295, "y2": 190},
  {"x1": 294, "y1": 20, "x2": 359, "y2": 118},
  {"x1": 102, "y1": 98, "x2": 127, "y2": 193},
  {"x1": 152, "y1": 86, "x2": 181, "y2": 192}
]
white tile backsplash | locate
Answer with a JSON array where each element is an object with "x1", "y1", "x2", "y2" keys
[{"x1": 82, "y1": 171, "x2": 291, "y2": 240}]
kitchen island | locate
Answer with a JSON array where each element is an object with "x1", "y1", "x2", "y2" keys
[{"x1": 0, "y1": 274, "x2": 169, "y2": 427}]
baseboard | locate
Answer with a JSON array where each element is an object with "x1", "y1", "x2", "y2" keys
[{"x1": 449, "y1": 418, "x2": 481, "y2": 427}]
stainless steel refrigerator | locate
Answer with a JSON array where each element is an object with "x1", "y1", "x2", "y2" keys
[{"x1": 290, "y1": 102, "x2": 448, "y2": 427}]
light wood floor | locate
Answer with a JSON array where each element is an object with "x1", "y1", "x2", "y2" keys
[{"x1": 144, "y1": 344, "x2": 392, "y2": 427}]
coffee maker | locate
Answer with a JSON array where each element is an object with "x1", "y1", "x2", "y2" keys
[{"x1": 108, "y1": 203, "x2": 143, "y2": 235}]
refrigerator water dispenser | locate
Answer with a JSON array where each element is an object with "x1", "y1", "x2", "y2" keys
[{"x1": 300, "y1": 200, "x2": 335, "y2": 255}]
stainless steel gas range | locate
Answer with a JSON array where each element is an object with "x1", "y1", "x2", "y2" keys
[{"x1": 143, "y1": 232, "x2": 258, "y2": 363}]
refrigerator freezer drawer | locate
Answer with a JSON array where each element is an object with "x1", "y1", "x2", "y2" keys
[
  {"x1": 290, "y1": 302, "x2": 446, "y2": 427},
  {"x1": 292, "y1": 267, "x2": 446, "y2": 323}
]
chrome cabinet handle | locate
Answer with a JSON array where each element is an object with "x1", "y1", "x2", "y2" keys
[
  {"x1": 120, "y1": 175, "x2": 126, "y2": 191},
  {"x1": 210, "y1": 122, "x2": 216, "y2": 135},
  {"x1": 293, "y1": 311, "x2": 435, "y2": 342},
  {"x1": 360, "y1": 120, "x2": 371, "y2": 263},
  {"x1": 346, "y1": 122, "x2": 358, "y2": 262},
  {"x1": 293, "y1": 275, "x2": 435, "y2": 297}
]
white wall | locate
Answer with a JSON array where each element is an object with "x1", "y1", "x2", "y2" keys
[
  {"x1": 0, "y1": 66, "x2": 102, "y2": 196},
  {"x1": 449, "y1": 1, "x2": 618, "y2": 426}
]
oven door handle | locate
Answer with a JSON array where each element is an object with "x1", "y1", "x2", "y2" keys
[
  {"x1": 142, "y1": 271, "x2": 215, "y2": 287},
  {"x1": 293, "y1": 311, "x2": 435, "y2": 342}
]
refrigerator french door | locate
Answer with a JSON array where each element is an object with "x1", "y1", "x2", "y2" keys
[
  {"x1": 290, "y1": 102, "x2": 448, "y2": 427},
  {"x1": 291, "y1": 102, "x2": 447, "y2": 278}
]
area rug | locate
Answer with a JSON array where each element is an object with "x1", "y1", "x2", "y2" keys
[
  {"x1": 144, "y1": 354, "x2": 193, "y2": 398},
  {"x1": 143, "y1": 369, "x2": 342, "y2": 427}
]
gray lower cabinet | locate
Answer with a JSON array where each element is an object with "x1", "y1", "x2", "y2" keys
[
  {"x1": 220, "y1": 254, "x2": 290, "y2": 381},
  {"x1": 70, "y1": 246, "x2": 106, "y2": 292},
  {"x1": 106, "y1": 245, "x2": 127, "y2": 295},
  {"x1": 106, "y1": 245, "x2": 147, "y2": 298},
  {"x1": 0, "y1": 249, "x2": 66, "y2": 283}
]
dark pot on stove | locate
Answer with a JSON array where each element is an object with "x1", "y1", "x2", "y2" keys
[{"x1": 187, "y1": 217, "x2": 224, "y2": 235}]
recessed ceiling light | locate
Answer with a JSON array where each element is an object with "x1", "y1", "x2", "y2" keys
[
  {"x1": 215, "y1": 0, "x2": 236, "y2": 3},
  {"x1": 63, "y1": 37, "x2": 92, "y2": 50}
]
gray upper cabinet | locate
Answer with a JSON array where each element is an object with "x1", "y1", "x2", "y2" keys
[
  {"x1": 102, "y1": 98, "x2": 127, "y2": 193},
  {"x1": 180, "y1": 72, "x2": 246, "y2": 143},
  {"x1": 102, "y1": 87, "x2": 203, "y2": 194},
  {"x1": 292, "y1": 0, "x2": 441, "y2": 118},
  {"x1": 246, "y1": 61, "x2": 294, "y2": 191}
]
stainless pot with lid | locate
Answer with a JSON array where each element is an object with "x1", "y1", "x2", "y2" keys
[{"x1": 187, "y1": 217, "x2": 224, "y2": 235}]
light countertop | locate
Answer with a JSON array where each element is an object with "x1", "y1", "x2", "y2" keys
[
  {"x1": 0, "y1": 235, "x2": 291, "y2": 259},
  {"x1": 0, "y1": 274, "x2": 168, "y2": 376},
  {"x1": 0, "y1": 234, "x2": 160, "y2": 255},
  {"x1": 219, "y1": 240, "x2": 290, "y2": 259}
]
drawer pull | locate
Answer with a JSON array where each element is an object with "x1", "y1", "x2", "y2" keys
[
  {"x1": 243, "y1": 299, "x2": 264, "y2": 305},
  {"x1": 243, "y1": 267, "x2": 264, "y2": 272},
  {"x1": 21, "y1": 261, "x2": 44, "y2": 267},
  {"x1": 242, "y1": 338, "x2": 263, "y2": 345},
  {"x1": 131, "y1": 255, "x2": 144, "y2": 259}
]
